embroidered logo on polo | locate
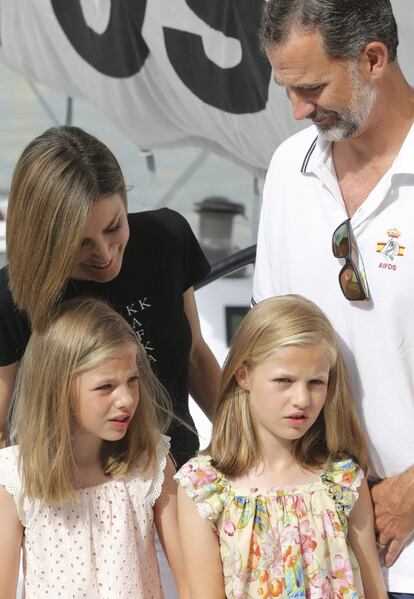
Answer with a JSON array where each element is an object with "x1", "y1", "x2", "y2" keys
[
  {"x1": 377, "y1": 228, "x2": 405, "y2": 271},
  {"x1": 124, "y1": 297, "x2": 157, "y2": 363}
]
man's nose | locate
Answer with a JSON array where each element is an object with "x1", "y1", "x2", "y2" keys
[{"x1": 288, "y1": 90, "x2": 315, "y2": 120}]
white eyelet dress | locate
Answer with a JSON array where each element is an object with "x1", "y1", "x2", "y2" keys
[{"x1": 0, "y1": 435, "x2": 170, "y2": 599}]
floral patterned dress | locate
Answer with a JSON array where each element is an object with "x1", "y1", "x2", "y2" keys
[{"x1": 175, "y1": 455, "x2": 365, "y2": 599}]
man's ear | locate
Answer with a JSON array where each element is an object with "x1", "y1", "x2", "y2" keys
[
  {"x1": 361, "y1": 41, "x2": 389, "y2": 79},
  {"x1": 235, "y1": 364, "x2": 250, "y2": 390}
]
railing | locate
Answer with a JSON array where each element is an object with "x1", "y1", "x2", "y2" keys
[{"x1": 194, "y1": 244, "x2": 256, "y2": 290}]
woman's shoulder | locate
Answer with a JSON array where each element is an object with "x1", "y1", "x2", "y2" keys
[
  {"x1": 128, "y1": 208, "x2": 191, "y2": 239},
  {"x1": 174, "y1": 454, "x2": 229, "y2": 522},
  {"x1": 0, "y1": 266, "x2": 23, "y2": 317},
  {"x1": 0, "y1": 265, "x2": 9, "y2": 286},
  {"x1": 0, "y1": 265, "x2": 31, "y2": 361},
  {"x1": 126, "y1": 209, "x2": 209, "y2": 286},
  {"x1": 0, "y1": 266, "x2": 14, "y2": 307}
]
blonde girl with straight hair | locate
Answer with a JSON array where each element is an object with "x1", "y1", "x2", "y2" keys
[
  {"x1": 0, "y1": 125, "x2": 220, "y2": 475},
  {"x1": 0, "y1": 297, "x2": 189, "y2": 599},
  {"x1": 175, "y1": 295, "x2": 387, "y2": 599}
]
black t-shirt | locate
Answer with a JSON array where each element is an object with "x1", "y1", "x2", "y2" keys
[{"x1": 0, "y1": 208, "x2": 210, "y2": 466}]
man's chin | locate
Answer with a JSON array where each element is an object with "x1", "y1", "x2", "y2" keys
[{"x1": 316, "y1": 122, "x2": 359, "y2": 142}]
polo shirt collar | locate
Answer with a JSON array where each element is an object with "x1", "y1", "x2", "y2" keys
[
  {"x1": 300, "y1": 121, "x2": 414, "y2": 176},
  {"x1": 300, "y1": 131, "x2": 330, "y2": 174}
]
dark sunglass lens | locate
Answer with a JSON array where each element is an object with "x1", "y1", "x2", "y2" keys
[
  {"x1": 332, "y1": 223, "x2": 350, "y2": 258},
  {"x1": 339, "y1": 265, "x2": 363, "y2": 300}
]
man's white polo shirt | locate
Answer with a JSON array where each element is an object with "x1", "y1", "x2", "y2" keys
[{"x1": 253, "y1": 124, "x2": 414, "y2": 592}]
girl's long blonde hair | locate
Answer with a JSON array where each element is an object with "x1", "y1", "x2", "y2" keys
[
  {"x1": 6, "y1": 126, "x2": 127, "y2": 330},
  {"x1": 210, "y1": 295, "x2": 368, "y2": 476},
  {"x1": 13, "y1": 297, "x2": 172, "y2": 504}
]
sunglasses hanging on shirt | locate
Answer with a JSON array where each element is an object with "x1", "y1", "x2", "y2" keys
[{"x1": 332, "y1": 218, "x2": 370, "y2": 301}]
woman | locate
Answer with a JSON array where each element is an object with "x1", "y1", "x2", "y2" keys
[{"x1": 0, "y1": 126, "x2": 220, "y2": 466}]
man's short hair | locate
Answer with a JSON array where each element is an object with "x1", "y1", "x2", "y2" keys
[{"x1": 260, "y1": 0, "x2": 399, "y2": 62}]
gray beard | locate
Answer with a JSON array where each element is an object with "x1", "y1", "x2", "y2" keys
[{"x1": 314, "y1": 66, "x2": 377, "y2": 142}]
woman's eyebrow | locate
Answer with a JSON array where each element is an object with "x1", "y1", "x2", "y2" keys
[
  {"x1": 82, "y1": 213, "x2": 122, "y2": 242},
  {"x1": 104, "y1": 212, "x2": 122, "y2": 229}
]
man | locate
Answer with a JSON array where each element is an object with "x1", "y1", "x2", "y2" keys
[{"x1": 253, "y1": 1, "x2": 414, "y2": 596}]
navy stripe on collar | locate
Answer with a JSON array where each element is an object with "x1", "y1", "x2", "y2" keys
[{"x1": 301, "y1": 136, "x2": 318, "y2": 173}]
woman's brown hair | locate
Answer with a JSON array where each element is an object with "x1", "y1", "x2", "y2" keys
[{"x1": 7, "y1": 126, "x2": 127, "y2": 329}]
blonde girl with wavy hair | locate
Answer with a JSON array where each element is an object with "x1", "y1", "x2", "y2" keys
[
  {"x1": 175, "y1": 295, "x2": 387, "y2": 599},
  {"x1": 0, "y1": 297, "x2": 189, "y2": 599}
]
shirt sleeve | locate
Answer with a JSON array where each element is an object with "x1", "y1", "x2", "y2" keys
[
  {"x1": 174, "y1": 454, "x2": 227, "y2": 524},
  {"x1": 0, "y1": 445, "x2": 25, "y2": 524},
  {"x1": 0, "y1": 267, "x2": 31, "y2": 366},
  {"x1": 164, "y1": 209, "x2": 210, "y2": 292},
  {"x1": 252, "y1": 169, "x2": 277, "y2": 305},
  {"x1": 321, "y1": 457, "x2": 364, "y2": 522},
  {"x1": 145, "y1": 434, "x2": 171, "y2": 507}
]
